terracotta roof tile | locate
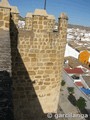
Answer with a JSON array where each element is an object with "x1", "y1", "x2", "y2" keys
[
  {"x1": 64, "y1": 68, "x2": 84, "y2": 74},
  {"x1": 75, "y1": 82, "x2": 84, "y2": 87}
]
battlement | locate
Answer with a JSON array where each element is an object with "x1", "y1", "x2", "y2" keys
[
  {"x1": 24, "y1": 9, "x2": 68, "y2": 47},
  {"x1": 25, "y1": 9, "x2": 55, "y2": 32}
]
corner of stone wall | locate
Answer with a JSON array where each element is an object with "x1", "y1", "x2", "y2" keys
[
  {"x1": 25, "y1": 12, "x2": 33, "y2": 30},
  {"x1": 16, "y1": 10, "x2": 68, "y2": 115},
  {"x1": 58, "y1": 12, "x2": 68, "y2": 43},
  {"x1": 10, "y1": 6, "x2": 19, "y2": 28}
]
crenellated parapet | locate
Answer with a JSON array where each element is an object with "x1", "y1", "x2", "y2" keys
[{"x1": 25, "y1": 9, "x2": 55, "y2": 32}]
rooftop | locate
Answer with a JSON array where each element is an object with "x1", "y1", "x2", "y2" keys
[
  {"x1": 80, "y1": 88, "x2": 90, "y2": 95},
  {"x1": 64, "y1": 68, "x2": 84, "y2": 74},
  {"x1": 65, "y1": 56, "x2": 90, "y2": 70},
  {"x1": 75, "y1": 81, "x2": 84, "y2": 87},
  {"x1": 68, "y1": 41, "x2": 90, "y2": 52},
  {"x1": 82, "y1": 76, "x2": 90, "y2": 88}
]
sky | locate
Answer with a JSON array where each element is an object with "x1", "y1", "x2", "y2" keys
[{"x1": 8, "y1": 0, "x2": 90, "y2": 26}]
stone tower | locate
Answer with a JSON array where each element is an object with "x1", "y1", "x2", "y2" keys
[
  {"x1": 12, "y1": 9, "x2": 68, "y2": 120},
  {"x1": 0, "y1": 0, "x2": 68, "y2": 120}
]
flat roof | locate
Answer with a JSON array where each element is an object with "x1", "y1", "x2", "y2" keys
[
  {"x1": 68, "y1": 41, "x2": 90, "y2": 52},
  {"x1": 64, "y1": 68, "x2": 84, "y2": 74},
  {"x1": 82, "y1": 76, "x2": 90, "y2": 88},
  {"x1": 75, "y1": 81, "x2": 84, "y2": 87},
  {"x1": 64, "y1": 56, "x2": 90, "y2": 70},
  {"x1": 80, "y1": 88, "x2": 90, "y2": 95}
]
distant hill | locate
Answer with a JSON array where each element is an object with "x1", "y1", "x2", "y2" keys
[
  {"x1": 55, "y1": 23, "x2": 90, "y2": 31},
  {"x1": 19, "y1": 15, "x2": 25, "y2": 21},
  {"x1": 68, "y1": 24, "x2": 90, "y2": 31}
]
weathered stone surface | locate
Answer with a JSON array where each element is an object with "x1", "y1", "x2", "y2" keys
[
  {"x1": 5, "y1": 22, "x2": 9, "y2": 28},
  {"x1": 0, "y1": 30, "x2": 11, "y2": 73},
  {"x1": 0, "y1": 8, "x2": 10, "y2": 30},
  {"x1": 0, "y1": 21, "x2": 4, "y2": 27},
  {"x1": 0, "y1": 12, "x2": 3, "y2": 19},
  {"x1": 4, "y1": 16, "x2": 9, "y2": 21}
]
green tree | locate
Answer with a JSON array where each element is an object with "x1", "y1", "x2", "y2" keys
[
  {"x1": 67, "y1": 87, "x2": 74, "y2": 94},
  {"x1": 61, "y1": 80, "x2": 66, "y2": 86},
  {"x1": 76, "y1": 97, "x2": 86, "y2": 110}
]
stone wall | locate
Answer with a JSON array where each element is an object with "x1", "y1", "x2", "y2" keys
[
  {"x1": 0, "y1": 7, "x2": 10, "y2": 30},
  {"x1": 11, "y1": 9, "x2": 68, "y2": 120},
  {"x1": 0, "y1": 30, "x2": 11, "y2": 73}
]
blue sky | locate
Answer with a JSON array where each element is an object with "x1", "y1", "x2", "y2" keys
[{"x1": 8, "y1": 0, "x2": 90, "y2": 26}]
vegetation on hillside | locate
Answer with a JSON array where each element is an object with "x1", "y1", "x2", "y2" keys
[{"x1": 19, "y1": 15, "x2": 25, "y2": 21}]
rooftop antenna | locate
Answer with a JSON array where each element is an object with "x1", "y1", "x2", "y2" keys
[{"x1": 44, "y1": 0, "x2": 46, "y2": 10}]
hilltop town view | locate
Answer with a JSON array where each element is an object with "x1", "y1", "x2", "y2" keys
[{"x1": 0, "y1": 0, "x2": 90, "y2": 120}]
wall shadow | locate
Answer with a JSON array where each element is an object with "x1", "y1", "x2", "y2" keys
[
  {"x1": 79, "y1": 108, "x2": 90, "y2": 120},
  {"x1": 0, "y1": 71, "x2": 13, "y2": 120},
  {"x1": 10, "y1": 14, "x2": 56, "y2": 120}
]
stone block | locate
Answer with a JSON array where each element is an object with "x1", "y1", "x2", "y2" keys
[
  {"x1": 29, "y1": 54, "x2": 36, "y2": 58},
  {"x1": 44, "y1": 82, "x2": 50, "y2": 85},
  {"x1": 34, "y1": 86, "x2": 39, "y2": 90},
  {"x1": 28, "y1": 71, "x2": 36, "y2": 75},
  {"x1": 0, "y1": 12, "x2": 3, "y2": 19},
  {"x1": 0, "y1": 21, "x2": 4, "y2": 27},
  {"x1": 40, "y1": 86, "x2": 46, "y2": 90},
  {"x1": 4, "y1": 16, "x2": 9, "y2": 21},
  {"x1": 5, "y1": 22, "x2": 9, "y2": 28}
]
